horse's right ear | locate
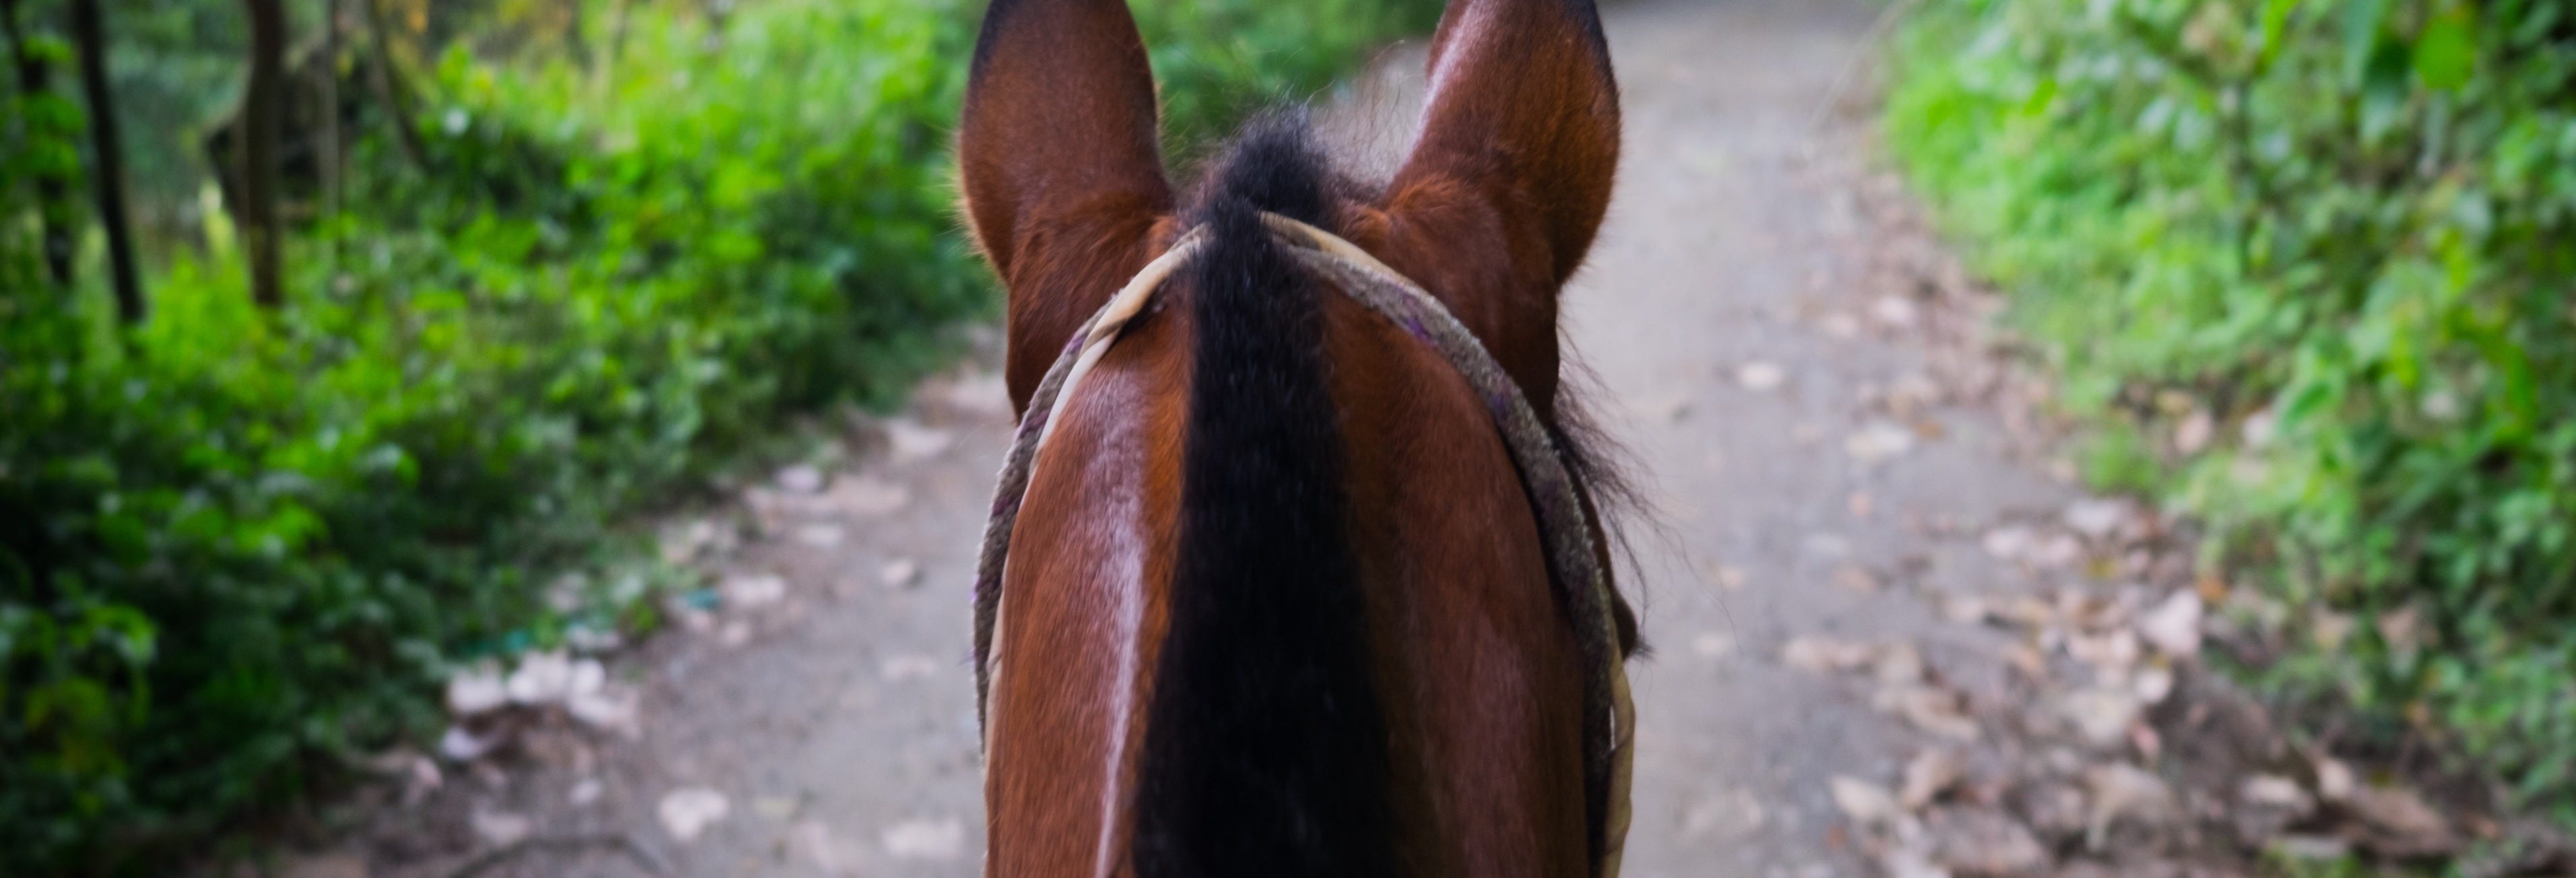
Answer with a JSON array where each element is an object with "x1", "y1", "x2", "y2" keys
[{"x1": 959, "y1": 0, "x2": 1175, "y2": 408}]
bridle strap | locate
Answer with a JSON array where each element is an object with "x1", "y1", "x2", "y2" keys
[{"x1": 971, "y1": 214, "x2": 1634, "y2": 877}]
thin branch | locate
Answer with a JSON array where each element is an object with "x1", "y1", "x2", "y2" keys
[
  {"x1": 66, "y1": 0, "x2": 141, "y2": 323},
  {"x1": 360, "y1": 0, "x2": 430, "y2": 173},
  {"x1": 240, "y1": 0, "x2": 285, "y2": 309}
]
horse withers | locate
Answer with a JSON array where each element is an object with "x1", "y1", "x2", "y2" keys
[{"x1": 957, "y1": 0, "x2": 1638, "y2": 874}]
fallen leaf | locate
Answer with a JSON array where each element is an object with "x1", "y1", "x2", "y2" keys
[
  {"x1": 1846, "y1": 421, "x2": 1918, "y2": 463},
  {"x1": 506, "y1": 650, "x2": 577, "y2": 705},
  {"x1": 884, "y1": 418, "x2": 957, "y2": 462},
  {"x1": 2025, "y1": 534, "x2": 2084, "y2": 569},
  {"x1": 447, "y1": 666, "x2": 509, "y2": 716},
  {"x1": 940, "y1": 371, "x2": 1013, "y2": 419},
  {"x1": 824, "y1": 477, "x2": 911, "y2": 517},
  {"x1": 2241, "y1": 775, "x2": 2314, "y2": 815},
  {"x1": 1980, "y1": 526, "x2": 2033, "y2": 561},
  {"x1": 1884, "y1": 844, "x2": 1953, "y2": 878},
  {"x1": 1783, "y1": 635, "x2": 1877, "y2": 673},
  {"x1": 2135, "y1": 591, "x2": 2203, "y2": 657},
  {"x1": 2059, "y1": 688, "x2": 2142, "y2": 747},
  {"x1": 775, "y1": 465, "x2": 826, "y2": 495},
  {"x1": 2014, "y1": 782, "x2": 2088, "y2": 840},
  {"x1": 792, "y1": 820, "x2": 859, "y2": 876},
  {"x1": 1702, "y1": 563, "x2": 1748, "y2": 591},
  {"x1": 2085, "y1": 763, "x2": 2179, "y2": 843},
  {"x1": 2172, "y1": 410, "x2": 2214, "y2": 455},
  {"x1": 2001, "y1": 644, "x2": 2047, "y2": 680},
  {"x1": 1680, "y1": 787, "x2": 1768, "y2": 839},
  {"x1": 1923, "y1": 806, "x2": 2048, "y2": 875},
  {"x1": 880, "y1": 654, "x2": 942, "y2": 681},
  {"x1": 1877, "y1": 685, "x2": 1981, "y2": 741},
  {"x1": 1634, "y1": 394, "x2": 1693, "y2": 423},
  {"x1": 2129, "y1": 724, "x2": 2162, "y2": 761},
  {"x1": 471, "y1": 809, "x2": 533, "y2": 848},
  {"x1": 2313, "y1": 757, "x2": 2356, "y2": 803},
  {"x1": 1690, "y1": 633, "x2": 1735, "y2": 659},
  {"x1": 438, "y1": 726, "x2": 496, "y2": 762},
  {"x1": 721, "y1": 573, "x2": 788, "y2": 609},
  {"x1": 882, "y1": 817, "x2": 966, "y2": 860},
  {"x1": 2063, "y1": 499, "x2": 2131, "y2": 539},
  {"x1": 2064, "y1": 629, "x2": 2140, "y2": 672},
  {"x1": 2347, "y1": 783, "x2": 2459, "y2": 857},
  {"x1": 1735, "y1": 360, "x2": 1788, "y2": 391},
  {"x1": 567, "y1": 684, "x2": 641, "y2": 735},
  {"x1": 1873, "y1": 295, "x2": 1923, "y2": 329},
  {"x1": 1900, "y1": 750, "x2": 1966, "y2": 811},
  {"x1": 879, "y1": 558, "x2": 922, "y2": 588},
  {"x1": 658, "y1": 787, "x2": 732, "y2": 842},
  {"x1": 2267, "y1": 834, "x2": 2352, "y2": 861},
  {"x1": 2311, "y1": 610, "x2": 2354, "y2": 650},
  {"x1": 2132, "y1": 664, "x2": 2175, "y2": 705},
  {"x1": 1833, "y1": 565, "x2": 1882, "y2": 592},
  {"x1": 1831, "y1": 776, "x2": 1906, "y2": 829},
  {"x1": 1873, "y1": 643, "x2": 1927, "y2": 686},
  {"x1": 659, "y1": 518, "x2": 721, "y2": 565},
  {"x1": 2243, "y1": 407, "x2": 2278, "y2": 448}
]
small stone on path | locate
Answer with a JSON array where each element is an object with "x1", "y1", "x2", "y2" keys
[
  {"x1": 882, "y1": 817, "x2": 966, "y2": 860},
  {"x1": 1735, "y1": 360, "x2": 1788, "y2": 391},
  {"x1": 776, "y1": 465, "x2": 826, "y2": 495},
  {"x1": 658, "y1": 787, "x2": 732, "y2": 842},
  {"x1": 880, "y1": 558, "x2": 922, "y2": 588}
]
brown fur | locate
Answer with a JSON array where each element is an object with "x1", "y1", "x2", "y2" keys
[{"x1": 958, "y1": 0, "x2": 1625, "y2": 873}]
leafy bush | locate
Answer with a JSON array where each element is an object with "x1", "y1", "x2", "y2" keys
[
  {"x1": 1886, "y1": 0, "x2": 2576, "y2": 812},
  {"x1": 0, "y1": 0, "x2": 1440, "y2": 871}
]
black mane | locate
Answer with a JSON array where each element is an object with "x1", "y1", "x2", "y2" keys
[
  {"x1": 1128, "y1": 111, "x2": 1644, "y2": 875},
  {"x1": 1128, "y1": 114, "x2": 1398, "y2": 878}
]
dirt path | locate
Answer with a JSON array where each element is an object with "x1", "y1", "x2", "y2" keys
[{"x1": 331, "y1": 2, "x2": 2246, "y2": 875}]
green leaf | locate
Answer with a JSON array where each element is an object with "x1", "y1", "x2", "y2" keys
[
  {"x1": 2342, "y1": 0, "x2": 2393, "y2": 84},
  {"x1": 2414, "y1": 7, "x2": 2478, "y2": 92}
]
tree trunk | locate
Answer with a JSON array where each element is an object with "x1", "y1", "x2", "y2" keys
[
  {"x1": 66, "y1": 0, "x2": 141, "y2": 323},
  {"x1": 360, "y1": 0, "x2": 429, "y2": 173},
  {"x1": 1, "y1": 0, "x2": 74, "y2": 288},
  {"x1": 240, "y1": 0, "x2": 284, "y2": 309},
  {"x1": 319, "y1": 0, "x2": 340, "y2": 219}
]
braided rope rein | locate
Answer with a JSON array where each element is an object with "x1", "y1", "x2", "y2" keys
[{"x1": 968, "y1": 213, "x2": 1634, "y2": 876}]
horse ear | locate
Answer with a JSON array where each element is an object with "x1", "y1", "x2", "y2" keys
[
  {"x1": 1390, "y1": 0, "x2": 1620, "y2": 286},
  {"x1": 959, "y1": 0, "x2": 1174, "y2": 406}
]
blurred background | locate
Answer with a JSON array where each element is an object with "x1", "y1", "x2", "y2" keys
[{"x1": 1, "y1": 0, "x2": 2570, "y2": 875}]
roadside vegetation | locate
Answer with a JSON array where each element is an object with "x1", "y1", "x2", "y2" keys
[
  {"x1": 0, "y1": 0, "x2": 1440, "y2": 871},
  {"x1": 1886, "y1": 0, "x2": 2576, "y2": 845}
]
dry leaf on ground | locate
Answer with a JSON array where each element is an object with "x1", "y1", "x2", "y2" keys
[{"x1": 1901, "y1": 749, "x2": 1966, "y2": 811}]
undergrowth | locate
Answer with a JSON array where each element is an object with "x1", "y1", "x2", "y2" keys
[{"x1": 1885, "y1": 0, "x2": 2576, "y2": 829}]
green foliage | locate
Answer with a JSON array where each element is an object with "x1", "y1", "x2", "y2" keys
[
  {"x1": 1888, "y1": 0, "x2": 2576, "y2": 813},
  {"x1": 0, "y1": 0, "x2": 1440, "y2": 871}
]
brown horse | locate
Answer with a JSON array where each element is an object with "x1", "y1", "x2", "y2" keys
[{"x1": 958, "y1": 0, "x2": 1637, "y2": 874}]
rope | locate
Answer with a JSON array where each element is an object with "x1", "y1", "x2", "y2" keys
[{"x1": 971, "y1": 213, "x2": 1635, "y2": 875}]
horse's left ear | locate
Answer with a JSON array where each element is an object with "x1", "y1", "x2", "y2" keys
[{"x1": 959, "y1": 0, "x2": 1174, "y2": 408}]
